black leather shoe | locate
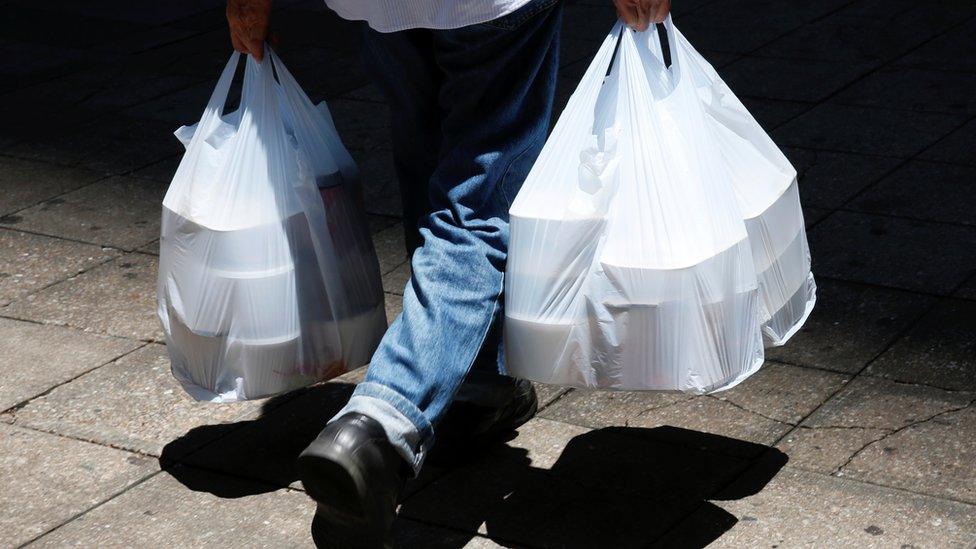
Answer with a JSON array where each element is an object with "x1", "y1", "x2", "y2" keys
[
  {"x1": 437, "y1": 378, "x2": 539, "y2": 447},
  {"x1": 297, "y1": 413, "x2": 408, "y2": 549}
]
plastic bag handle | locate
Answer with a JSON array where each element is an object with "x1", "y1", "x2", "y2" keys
[
  {"x1": 543, "y1": 21, "x2": 623, "y2": 140},
  {"x1": 266, "y1": 48, "x2": 312, "y2": 107},
  {"x1": 198, "y1": 51, "x2": 242, "y2": 129}
]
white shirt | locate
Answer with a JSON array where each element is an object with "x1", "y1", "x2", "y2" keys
[{"x1": 324, "y1": 0, "x2": 534, "y2": 33}]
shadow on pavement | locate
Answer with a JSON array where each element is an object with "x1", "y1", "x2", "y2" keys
[
  {"x1": 159, "y1": 381, "x2": 357, "y2": 494},
  {"x1": 159, "y1": 383, "x2": 787, "y2": 547},
  {"x1": 400, "y1": 426, "x2": 788, "y2": 548}
]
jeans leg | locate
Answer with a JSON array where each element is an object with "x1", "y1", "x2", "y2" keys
[
  {"x1": 336, "y1": 0, "x2": 562, "y2": 473},
  {"x1": 360, "y1": 26, "x2": 441, "y2": 257}
]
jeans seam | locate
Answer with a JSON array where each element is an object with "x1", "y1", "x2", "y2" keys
[{"x1": 496, "y1": 137, "x2": 542, "y2": 207}]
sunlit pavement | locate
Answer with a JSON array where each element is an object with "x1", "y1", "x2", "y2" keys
[{"x1": 1, "y1": 0, "x2": 975, "y2": 546}]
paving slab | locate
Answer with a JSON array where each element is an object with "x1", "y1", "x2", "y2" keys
[
  {"x1": 3, "y1": 4, "x2": 152, "y2": 49},
  {"x1": 542, "y1": 380, "x2": 790, "y2": 458},
  {"x1": 137, "y1": 239, "x2": 159, "y2": 256},
  {"x1": 715, "y1": 362, "x2": 849, "y2": 425},
  {"x1": 6, "y1": 115, "x2": 184, "y2": 177},
  {"x1": 280, "y1": 51, "x2": 371, "y2": 100},
  {"x1": 341, "y1": 82, "x2": 386, "y2": 104},
  {"x1": 722, "y1": 56, "x2": 874, "y2": 103},
  {"x1": 130, "y1": 154, "x2": 181, "y2": 183},
  {"x1": 955, "y1": 275, "x2": 976, "y2": 301},
  {"x1": 670, "y1": 467, "x2": 976, "y2": 548},
  {"x1": 801, "y1": 207, "x2": 830, "y2": 229},
  {"x1": 806, "y1": 211, "x2": 976, "y2": 295},
  {"x1": 842, "y1": 404, "x2": 976, "y2": 504},
  {"x1": 560, "y1": 3, "x2": 617, "y2": 43},
  {"x1": 0, "y1": 156, "x2": 103, "y2": 216},
  {"x1": 773, "y1": 103, "x2": 966, "y2": 158},
  {"x1": 921, "y1": 118, "x2": 976, "y2": 167},
  {"x1": 532, "y1": 383, "x2": 568, "y2": 410},
  {"x1": 850, "y1": 161, "x2": 976, "y2": 226},
  {"x1": 19, "y1": 0, "x2": 225, "y2": 26},
  {"x1": 120, "y1": 78, "x2": 215, "y2": 124},
  {"x1": 755, "y1": 0, "x2": 976, "y2": 63},
  {"x1": 0, "y1": 40, "x2": 106, "y2": 94},
  {"x1": 738, "y1": 97, "x2": 809, "y2": 131},
  {"x1": 867, "y1": 299, "x2": 976, "y2": 391},
  {"x1": 1, "y1": 175, "x2": 165, "y2": 250},
  {"x1": 559, "y1": 35, "x2": 601, "y2": 68},
  {"x1": 4, "y1": 253, "x2": 162, "y2": 341},
  {"x1": 784, "y1": 147, "x2": 902, "y2": 209},
  {"x1": 401, "y1": 426, "x2": 761, "y2": 547},
  {"x1": 834, "y1": 66, "x2": 976, "y2": 116},
  {"x1": 765, "y1": 278, "x2": 934, "y2": 373},
  {"x1": 0, "y1": 423, "x2": 157, "y2": 548},
  {"x1": 539, "y1": 388, "x2": 692, "y2": 430},
  {"x1": 326, "y1": 98, "x2": 392, "y2": 153},
  {"x1": 9, "y1": 344, "x2": 266, "y2": 457},
  {"x1": 626, "y1": 396, "x2": 790, "y2": 456},
  {"x1": 355, "y1": 148, "x2": 402, "y2": 217},
  {"x1": 30, "y1": 466, "x2": 315, "y2": 548},
  {"x1": 489, "y1": 417, "x2": 591, "y2": 470},
  {"x1": 382, "y1": 262, "x2": 411, "y2": 295},
  {"x1": 372, "y1": 224, "x2": 407, "y2": 274},
  {"x1": 803, "y1": 375, "x2": 974, "y2": 431},
  {"x1": 0, "y1": 228, "x2": 118, "y2": 306},
  {"x1": 0, "y1": 69, "x2": 203, "y2": 143},
  {"x1": 894, "y1": 18, "x2": 976, "y2": 73},
  {"x1": 678, "y1": 0, "x2": 851, "y2": 54},
  {"x1": 775, "y1": 426, "x2": 888, "y2": 475},
  {"x1": 384, "y1": 292, "x2": 404, "y2": 323},
  {"x1": 0, "y1": 318, "x2": 138, "y2": 412},
  {"x1": 366, "y1": 213, "x2": 400, "y2": 235}
]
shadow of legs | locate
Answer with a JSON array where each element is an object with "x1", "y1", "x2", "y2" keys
[
  {"x1": 158, "y1": 382, "x2": 356, "y2": 497},
  {"x1": 399, "y1": 426, "x2": 788, "y2": 548}
]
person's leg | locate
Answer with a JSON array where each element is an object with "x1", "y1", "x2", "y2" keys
[
  {"x1": 359, "y1": 27, "x2": 441, "y2": 256},
  {"x1": 341, "y1": 0, "x2": 562, "y2": 471},
  {"x1": 299, "y1": 3, "x2": 561, "y2": 545}
]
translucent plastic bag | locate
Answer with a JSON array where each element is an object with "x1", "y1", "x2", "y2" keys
[
  {"x1": 504, "y1": 19, "x2": 816, "y2": 393},
  {"x1": 157, "y1": 50, "x2": 386, "y2": 402}
]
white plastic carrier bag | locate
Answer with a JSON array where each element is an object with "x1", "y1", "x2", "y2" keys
[
  {"x1": 504, "y1": 19, "x2": 816, "y2": 393},
  {"x1": 157, "y1": 50, "x2": 387, "y2": 402}
]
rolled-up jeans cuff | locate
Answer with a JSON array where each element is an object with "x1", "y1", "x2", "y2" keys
[{"x1": 331, "y1": 382, "x2": 434, "y2": 475}]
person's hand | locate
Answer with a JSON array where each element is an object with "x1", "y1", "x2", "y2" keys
[
  {"x1": 227, "y1": 0, "x2": 273, "y2": 61},
  {"x1": 613, "y1": 0, "x2": 671, "y2": 31}
]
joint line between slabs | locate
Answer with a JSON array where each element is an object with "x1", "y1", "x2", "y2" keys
[
  {"x1": 763, "y1": 11, "x2": 976, "y2": 139},
  {"x1": 15, "y1": 468, "x2": 163, "y2": 549},
  {"x1": 1, "y1": 342, "x2": 152, "y2": 415}
]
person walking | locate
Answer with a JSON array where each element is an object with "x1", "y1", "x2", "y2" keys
[{"x1": 226, "y1": 0, "x2": 670, "y2": 546}]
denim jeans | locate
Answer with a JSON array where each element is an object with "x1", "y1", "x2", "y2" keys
[{"x1": 331, "y1": 0, "x2": 562, "y2": 473}]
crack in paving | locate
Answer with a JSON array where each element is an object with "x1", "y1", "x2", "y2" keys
[
  {"x1": 625, "y1": 396, "x2": 696, "y2": 427},
  {"x1": 792, "y1": 424, "x2": 893, "y2": 432},
  {"x1": 833, "y1": 398, "x2": 976, "y2": 477},
  {"x1": 707, "y1": 394, "x2": 793, "y2": 426}
]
